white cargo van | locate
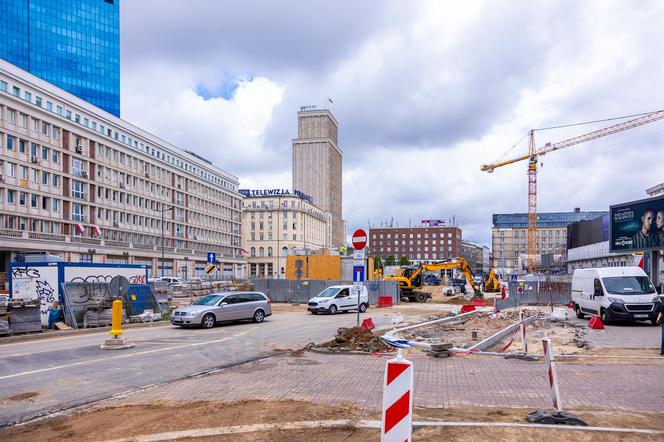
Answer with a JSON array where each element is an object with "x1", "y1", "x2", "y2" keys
[
  {"x1": 307, "y1": 285, "x2": 369, "y2": 315},
  {"x1": 571, "y1": 267, "x2": 661, "y2": 325}
]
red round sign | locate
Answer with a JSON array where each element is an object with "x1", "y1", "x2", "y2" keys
[{"x1": 352, "y1": 228, "x2": 367, "y2": 250}]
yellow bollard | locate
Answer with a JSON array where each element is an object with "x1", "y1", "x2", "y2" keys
[{"x1": 110, "y1": 300, "x2": 123, "y2": 337}]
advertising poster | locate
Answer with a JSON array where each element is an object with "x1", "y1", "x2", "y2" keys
[{"x1": 610, "y1": 195, "x2": 664, "y2": 252}]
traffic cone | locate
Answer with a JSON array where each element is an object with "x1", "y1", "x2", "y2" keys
[
  {"x1": 460, "y1": 305, "x2": 476, "y2": 313},
  {"x1": 361, "y1": 317, "x2": 375, "y2": 330},
  {"x1": 588, "y1": 315, "x2": 604, "y2": 330}
]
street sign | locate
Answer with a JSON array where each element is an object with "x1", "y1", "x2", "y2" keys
[
  {"x1": 353, "y1": 281, "x2": 364, "y2": 293},
  {"x1": 207, "y1": 252, "x2": 216, "y2": 264},
  {"x1": 205, "y1": 264, "x2": 216, "y2": 275},
  {"x1": 353, "y1": 249, "x2": 366, "y2": 260},
  {"x1": 352, "y1": 229, "x2": 367, "y2": 250},
  {"x1": 353, "y1": 265, "x2": 365, "y2": 282},
  {"x1": 511, "y1": 274, "x2": 517, "y2": 282}
]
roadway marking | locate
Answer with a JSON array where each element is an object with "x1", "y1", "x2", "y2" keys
[{"x1": 0, "y1": 326, "x2": 258, "y2": 381}]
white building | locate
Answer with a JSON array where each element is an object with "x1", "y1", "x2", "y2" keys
[{"x1": 0, "y1": 60, "x2": 244, "y2": 278}]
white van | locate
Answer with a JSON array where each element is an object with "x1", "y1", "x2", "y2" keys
[
  {"x1": 307, "y1": 285, "x2": 369, "y2": 315},
  {"x1": 571, "y1": 267, "x2": 661, "y2": 325}
]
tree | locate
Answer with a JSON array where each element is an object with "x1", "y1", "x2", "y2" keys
[
  {"x1": 385, "y1": 255, "x2": 396, "y2": 266},
  {"x1": 373, "y1": 256, "x2": 383, "y2": 269},
  {"x1": 398, "y1": 256, "x2": 411, "y2": 266}
]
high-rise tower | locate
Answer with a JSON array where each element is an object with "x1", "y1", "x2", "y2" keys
[
  {"x1": 292, "y1": 107, "x2": 343, "y2": 248},
  {"x1": 0, "y1": 0, "x2": 120, "y2": 116}
]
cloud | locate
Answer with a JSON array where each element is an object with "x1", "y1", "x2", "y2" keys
[{"x1": 119, "y1": 0, "x2": 664, "y2": 248}]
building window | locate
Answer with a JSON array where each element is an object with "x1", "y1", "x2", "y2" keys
[
  {"x1": 268, "y1": 247, "x2": 273, "y2": 257},
  {"x1": 79, "y1": 253, "x2": 93, "y2": 263},
  {"x1": 250, "y1": 247, "x2": 256, "y2": 257}
]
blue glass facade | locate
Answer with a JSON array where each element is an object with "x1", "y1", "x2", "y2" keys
[
  {"x1": 493, "y1": 211, "x2": 608, "y2": 229},
  {"x1": 0, "y1": 0, "x2": 120, "y2": 116}
]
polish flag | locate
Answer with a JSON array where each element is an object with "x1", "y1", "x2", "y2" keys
[
  {"x1": 75, "y1": 223, "x2": 85, "y2": 234},
  {"x1": 92, "y1": 226, "x2": 102, "y2": 237},
  {"x1": 240, "y1": 248, "x2": 249, "y2": 254}
]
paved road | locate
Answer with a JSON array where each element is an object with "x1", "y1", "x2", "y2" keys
[
  {"x1": 0, "y1": 309, "x2": 397, "y2": 426},
  {"x1": 569, "y1": 316, "x2": 661, "y2": 349}
]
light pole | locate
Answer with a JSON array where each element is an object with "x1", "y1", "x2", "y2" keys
[{"x1": 159, "y1": 205, "x2": 174, "y2": 278}]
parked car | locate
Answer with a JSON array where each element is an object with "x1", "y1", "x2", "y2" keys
[
  {"x1": 571, "y1": 266, "x2": 661, "y2": 325},
  {"x1": 171, "y1": 291, "x2": 272, "y2": 328},
  {"x1": 307, "y1": 285, "x2": 369, "y2": 315}
]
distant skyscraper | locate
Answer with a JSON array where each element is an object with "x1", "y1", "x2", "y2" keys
[
  {"x1": 0, "y1": 0, "x2": 120, "y2": 116},
  {"x1": 292, "y1": 107, "x2": 343, "y2": 248}
]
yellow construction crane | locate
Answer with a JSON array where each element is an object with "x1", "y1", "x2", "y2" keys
[{"x1": 481, "y1": 110, "x2": 664, "y2": 273}]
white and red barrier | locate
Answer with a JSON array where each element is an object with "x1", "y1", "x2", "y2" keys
[
  {"x1": 542, "y1": 338, "x2": 563, "y2": 411},
  {"x1": 381, "y1": 349, "x2": 413, "y2": 441},
  {"x1": 519, "y1": 310, "x2": 528, "y2": 354}
]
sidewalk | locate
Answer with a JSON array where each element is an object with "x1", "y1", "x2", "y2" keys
[{"x1": 105, "y1": 351, "x2": 664, "y2": 413}]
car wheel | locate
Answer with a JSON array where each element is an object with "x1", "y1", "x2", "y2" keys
[
  {"x1": 253, "y1": 309, "x2": 265, "y2": 323},
  {"x1": 416, "y1": 293, "x2": 427, "y2": 303},
  {"x1": 599, "y1": 308, "x2": 611, "y2": 325},
  {"x1": 359, "y1": 303, "x2": 368, "y2": 313},
  {"x1": 201, "y1": 313, "x2": 216, "y2": 329},
  {"x1": 328, "y1": 304, "x2": 337, "y2": 315},
  {"x1": 575, "y1": 304, "x2": 585, "y2": 319}
]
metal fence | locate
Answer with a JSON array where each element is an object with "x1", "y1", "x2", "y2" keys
[
  {"x1": 251, "y1": 279, "x2": 399, "y2": 304},
  {"x1": 496, "y1": 280, "x2": 572, "y2": 311}
]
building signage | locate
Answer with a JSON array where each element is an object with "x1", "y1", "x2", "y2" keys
[
  {"x1": 238, "y1": 188, "x2": 314, "y2": 204},
  {"x1": 421, "y1": 219, "x2": 445, "y2": 227},
  {"x1": 609, "y1": 195, "x2": 664, "y2": 253}
]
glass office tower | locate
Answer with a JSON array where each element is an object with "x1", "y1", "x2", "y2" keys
[{"x1": 0, "y1": 0, "x2": 120, "y2": 116}]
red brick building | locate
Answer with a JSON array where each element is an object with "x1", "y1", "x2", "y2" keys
[{"x1": 367, "y1": 226, "x2": 462, "y2": 261}]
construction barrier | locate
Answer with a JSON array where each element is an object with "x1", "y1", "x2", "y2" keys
[
  {"x1": 519, "y1": 310, "x2": 528, "y2": 354},
  {"x1": 378, "y1": 296, "x2": 394, "y2": 307},
  {"x1": 459, "y1": 304, "x2": 476, "y2": 313},
  {"x1": 542, "y1": 338, "x2": 563, "y2": 411},
  {"x1": 381, "y1": 350, "x2": 413, "y2": 441}
]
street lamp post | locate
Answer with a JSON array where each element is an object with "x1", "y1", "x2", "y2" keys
[{"x1": 159, "y1": 205, "x2": 174, "y2": 278}]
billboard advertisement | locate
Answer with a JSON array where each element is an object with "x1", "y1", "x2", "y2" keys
[
  {"x1": 609, "y1": 195, "x2": 664, "y2": 253},
  {"x1": 421, "y1": 219, "x2": 445, "y2": 227}
]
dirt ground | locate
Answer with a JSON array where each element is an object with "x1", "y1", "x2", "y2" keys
[
  {"x1": 3, "y1": 400, "x2": 663, "y2": 442},
  {"x1": 394, "y1": 308, "x2": 589, "y2": 355}
]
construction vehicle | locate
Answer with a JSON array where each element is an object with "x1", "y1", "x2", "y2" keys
[
  {"x1": 423, "y1": 273, "x2": 441, "y2": 286},
  {"x1": 482, "y1": 269, "x2": 501, "y2": 292},
  {"x1": 386, "y1": 257, "x2": 483, "y2": 302}
]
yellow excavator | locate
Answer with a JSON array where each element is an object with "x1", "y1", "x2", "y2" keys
[
  {"x1": 482, "y1": 269, "x2": 501, "y2": 292},
  {"x1": 386, "y1": 257, "x2": 483, "y2": 302}
]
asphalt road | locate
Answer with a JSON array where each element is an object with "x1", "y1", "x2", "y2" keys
[{"x1": 0, "y1": 308, "x2": 396, "y2": 426}]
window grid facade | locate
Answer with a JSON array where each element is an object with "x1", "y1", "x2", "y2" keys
[{"x1": 0, "y1": 61, "x2": 244, "y2": 277}]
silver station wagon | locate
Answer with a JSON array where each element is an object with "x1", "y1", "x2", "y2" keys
[{"x1": 171, "y1": 291, "x2": 272, "y2": 328}]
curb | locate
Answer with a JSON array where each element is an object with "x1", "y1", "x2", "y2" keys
[{"x1": 0, "y1": 321, "x2": 171, "y2": 345}]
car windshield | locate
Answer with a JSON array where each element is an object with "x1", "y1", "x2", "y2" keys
[
  {"x1": 193, "y1": 295, "x2": 224, "y2": 305},
  {"x1": 602, "y1": 276, "x2": 655, "y2": 295},
  {"x1": 317, "y1": 287, "x2": 340, "y2": 298}
]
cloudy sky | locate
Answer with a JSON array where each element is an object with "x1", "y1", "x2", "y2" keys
[{"x1": 120, "y1": 0, "x2": 664, "y2": 246}]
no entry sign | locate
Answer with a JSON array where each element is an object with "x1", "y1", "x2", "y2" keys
[{"x1": 352, "y1": 229, "x2": 367, "y2": 250}]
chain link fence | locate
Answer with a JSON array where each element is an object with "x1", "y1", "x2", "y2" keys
[
  {"x1": 496, "y1": 280, "x2": 572, "y2": 311},
  {"x1": 251, "y1": 279, "x2": 399, "y2": 305}
]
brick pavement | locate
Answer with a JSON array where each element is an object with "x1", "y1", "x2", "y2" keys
[
  {"x1": 569, "y1": 317, "x2": 661, "y2": 349},
  {"x1": 107, "y1": 352, "x2": 664, "y2": 413}
]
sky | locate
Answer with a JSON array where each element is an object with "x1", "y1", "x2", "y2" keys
[{"x1": 120, "y1": 0, "x2": 664, "y2": 247}]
